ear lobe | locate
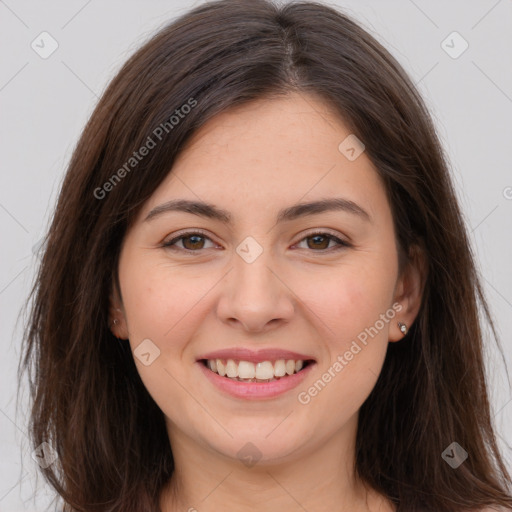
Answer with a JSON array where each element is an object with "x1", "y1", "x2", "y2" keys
[
  {"x1": 108, "y1": 276, "x2": 129, "y2": 340},
  {"x1": 390, "y1": 243, "x2": 427, "y2": 342}
]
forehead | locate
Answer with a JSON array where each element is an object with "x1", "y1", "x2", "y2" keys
[{"x1": 138, "y1": 93, "x2": 387, "y2": 224}]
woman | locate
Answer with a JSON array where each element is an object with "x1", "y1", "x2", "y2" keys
[{"x1": 19, "y1": 0, "x2": 512, "y2": 510}]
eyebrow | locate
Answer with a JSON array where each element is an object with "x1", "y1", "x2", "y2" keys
[{"x1": 144, "y1": 197, "x2": 371, "y2": 224}]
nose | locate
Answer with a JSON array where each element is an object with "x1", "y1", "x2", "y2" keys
[{"x1": 216, "y1": 247, "x2": 295, "y2": 333}]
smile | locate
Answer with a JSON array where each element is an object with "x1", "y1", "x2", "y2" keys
[
  {"x1": 196, "y1": 351, "x2": 315, "y2": 399},
  {"x1": 201, "y1": 358, "x2": 313, "y2": 382}
]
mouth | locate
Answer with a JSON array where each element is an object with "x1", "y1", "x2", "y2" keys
[
  {"x1": 196, "y1": 348, "x2": 317, "y2": 399},
  {"x1": 199, "y1": 358, "x2": 315, "y2": 383}
]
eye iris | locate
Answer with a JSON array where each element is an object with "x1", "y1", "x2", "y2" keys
[
  {"x1": 169, "y1": 232, "x2": 340, "y2": 252},
  {"x1": 308, "y1": 234, "x2": 330, "y2": 250},
  {"x1": 183, "y1": 235, "x2": 205, "y2": 250}
]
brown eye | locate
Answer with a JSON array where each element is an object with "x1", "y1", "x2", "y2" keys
[
  {"x1": 181, "y1": 234, "x2": 206, "y2": 250},
  {"x1": 295, "y1": 232, "x2": 349, "y2": 252},
  {"x1": 162, "y1": 231, "x2": 216, "y2": 252},
  {"x1": 162, "y1": 230, "x2": 349, "y2": 254},
  {"x1": 306, "y1": 234, "x2": 331, "y2": 250}
]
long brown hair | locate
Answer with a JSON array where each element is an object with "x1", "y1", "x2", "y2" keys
[{"x1": 18, "y1": 1, "x2": 512, "y2": 510}]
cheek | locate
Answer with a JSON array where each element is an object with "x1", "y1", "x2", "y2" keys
[
  {"x1": 117, "y1": 257, "x2": 212, "y2": 419},
  {"x1": 119, "y1": 256, "x2": 213, "y2": 347},
  {"x1": 294, "y1": 252, "x2": 396, "y2": 407},
  {"x1": 302, "y1": 259, "x2": 397, "y2": 343},
  {"x1": 297, "y1": 274, "x2": 393, "y2": 422}
]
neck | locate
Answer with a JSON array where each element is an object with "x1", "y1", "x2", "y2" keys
[{"x1": 159, "y1": 415, "x2": 395, "y2": 512}]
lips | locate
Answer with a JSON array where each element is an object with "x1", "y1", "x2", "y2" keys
[
  {"x1": 196, "y1": 347, "x2": 316, "y2": 400},
  {"x1": 197, "y1": 348, "x2": 315, "y2": 364}
]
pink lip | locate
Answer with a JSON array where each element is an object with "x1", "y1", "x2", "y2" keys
[
  {"x1": 197, "y1": 348, "x2": 315, "y2": 364},
  {"x1": 197, "y1": 360, "x2": 316, "y2": 400}
]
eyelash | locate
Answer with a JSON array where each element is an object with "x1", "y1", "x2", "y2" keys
[{"x1": 161, "y1": 229, "x2": 351, "y2": 254}]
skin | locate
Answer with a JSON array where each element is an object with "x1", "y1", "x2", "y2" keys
[{"x1": 110, "y1": 92, "x2": 424, "y2": 511}]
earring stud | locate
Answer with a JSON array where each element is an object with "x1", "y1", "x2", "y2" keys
[{"x1": 398, "y1": 321, "x2": 407, "y2": 334}]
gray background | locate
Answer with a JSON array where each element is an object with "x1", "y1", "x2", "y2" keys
[{"x1": 1, "y1": 0, "x2": 511, "y2": 510}]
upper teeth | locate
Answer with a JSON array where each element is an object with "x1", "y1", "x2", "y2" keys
[{"x1": 207, "y1": 359, "x2": 305, "y2": 379}]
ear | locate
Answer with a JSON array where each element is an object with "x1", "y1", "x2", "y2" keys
[
  {"x1": 109, "y1": 274, "x2": 130, "y2": 340},
  {"x1": 389, "y1": 243, "x2": 427, "y2": 342}
]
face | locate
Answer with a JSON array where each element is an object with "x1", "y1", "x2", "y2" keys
[{"x1": 112, "y1": 92, "x2": 419, "y2": 466}]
